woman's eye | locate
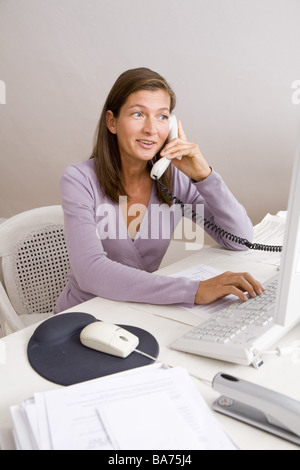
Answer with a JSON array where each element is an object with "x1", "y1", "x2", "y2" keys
[
  {"x1": 159, "y1": 114, "x2": 169, "y2": 121},
  {"x1": 132, "y1": 112, "x2": 143, "y2": 118}
]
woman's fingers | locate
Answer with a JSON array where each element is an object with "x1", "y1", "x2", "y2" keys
[
  {"x1": 194, "y1": 271, "x2": 264, "y2": 305},
  {"x1": 160, "y1": 119, "x2": 211, "y2": 181},
  {"x1": 162, "y1": 142, "x2": 196, "y2": 160},
  {"x1": 177, "y1": 120, "x2": 186, "y2": 140},
  {"x1": 229, "y1": 272, "x2": 264, "y2": 297}
]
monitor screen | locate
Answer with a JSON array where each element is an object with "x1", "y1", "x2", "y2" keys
[{"x1": 274, "y1": 142, "x2": 300, "y2": 327}]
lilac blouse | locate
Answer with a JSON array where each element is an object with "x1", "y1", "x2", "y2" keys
[{"x1": 54, "y1": 159, "x2": 253, "y2": 313}]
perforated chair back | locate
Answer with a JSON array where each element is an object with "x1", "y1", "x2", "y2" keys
[{"x1": 0, "y1": 206, "x2": 69, "y2": 333}]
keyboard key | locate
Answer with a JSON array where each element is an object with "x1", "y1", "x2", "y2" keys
[
  {"x1": 200, "y1": 335, "x2": 219, "y2": 342},
  {"x1": 175, "y1": 277, "x2": 278, "y2": 365}
]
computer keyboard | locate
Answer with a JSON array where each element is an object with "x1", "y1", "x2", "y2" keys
[{"x1": 170, "y1": 276, "x2": 281, "y2": 367}]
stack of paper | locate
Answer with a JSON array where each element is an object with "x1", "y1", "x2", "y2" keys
[
  {"x1": 240, "y1": 212, "x2": 286, "y2": 266},
  {"x1": 5, "y1": 365, "x2": 236, "y2": 450}
]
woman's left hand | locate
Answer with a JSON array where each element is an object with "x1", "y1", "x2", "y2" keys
[{"x1": 160, "y1": 120, "x2": 212, "y2": 182}]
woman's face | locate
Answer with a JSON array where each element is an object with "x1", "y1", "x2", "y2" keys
[{"x1": 106, "y1": 89, "x2": 171, "y2": 165}]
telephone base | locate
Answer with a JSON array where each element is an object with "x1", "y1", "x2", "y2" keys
[{"x1": 213, "y1": 396, "x2": 300, "y2": 446}]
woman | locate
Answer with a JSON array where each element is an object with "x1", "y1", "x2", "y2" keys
[{"x1": 54, "y1": 67, "x2": 263, "y2": 313}]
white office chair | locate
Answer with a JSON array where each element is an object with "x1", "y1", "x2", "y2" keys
[{"x1": 0, "y1": 206, "x2": 70, "y2": 335}]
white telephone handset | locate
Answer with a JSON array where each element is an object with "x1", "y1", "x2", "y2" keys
[{"x1": 150, "y1": 114, "x2": 182, "y2": 180}]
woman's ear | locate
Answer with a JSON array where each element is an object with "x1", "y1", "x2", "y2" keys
[{"x1": 106, "y1": 110, "x2": 117, "y2": 134}]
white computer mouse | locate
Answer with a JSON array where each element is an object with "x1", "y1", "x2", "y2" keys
[{"x1": 79, "y1": 321, "x2": 139, "y2": 358}]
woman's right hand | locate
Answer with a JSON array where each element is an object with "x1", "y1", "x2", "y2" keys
[
  {"x1": 160, "y1": 120, "x2": 211, "y2": 182},
  {"x1": 194, "y1": 271, "x2": 264, "y2": 305}
]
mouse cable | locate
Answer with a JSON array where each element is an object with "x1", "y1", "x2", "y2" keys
[
  {"x1": 155, "y1": 178, "x2": 282, "y2": 253},
  {"x1": 134, "y1": 348, "x2": 212, "y2": 386}
]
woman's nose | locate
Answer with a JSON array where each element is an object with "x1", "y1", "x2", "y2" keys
[{"x1": 142, "y1": 117, "x2": 157, "y2": 134}]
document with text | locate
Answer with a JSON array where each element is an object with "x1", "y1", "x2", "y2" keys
[{"x1": 8, "y1": 365, "x2": 237, "y2": 450}]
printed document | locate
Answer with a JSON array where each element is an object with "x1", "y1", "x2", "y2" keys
[{"x1": 8, "y1": 365, "x2": 236, "y2": 450}]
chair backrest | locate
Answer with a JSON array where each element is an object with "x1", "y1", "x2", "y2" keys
[{"x1": 0, "y1": 206, "x2": 70, "y2": 317}]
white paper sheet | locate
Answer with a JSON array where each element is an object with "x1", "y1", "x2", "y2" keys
[
  {"x1": 97, "y1": 391, "x2": 201, "y2": 450},
  {"x1": 237, "y1": 213, "x2": 285, "y2": 266},
  {"x1": 171, "y1": 263, "x2": 239, "y2": 318},
  {"x1": 9, "y1": 365, "x2": 236, "y2": 450}
]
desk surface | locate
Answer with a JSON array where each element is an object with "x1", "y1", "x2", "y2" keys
[{"x1": 1, "y1": 245, "x2": 300, "y2": 450}]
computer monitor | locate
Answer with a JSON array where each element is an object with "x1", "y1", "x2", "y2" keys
[{"x1": 274, "y1": 142, "x2": 300, "y2": 328}]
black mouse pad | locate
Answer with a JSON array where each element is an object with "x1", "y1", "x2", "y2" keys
[{"x1": 27, "y1": 312, "x2": 159, "y2": 386}]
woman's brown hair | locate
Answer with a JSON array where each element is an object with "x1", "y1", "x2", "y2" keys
[{"x1": 90, "y1": 67, "x2": 176, "y2": 204}]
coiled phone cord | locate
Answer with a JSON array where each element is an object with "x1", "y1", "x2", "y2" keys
[{"x1": 155, "y1": 178, "x2": 282, "y2": 253}]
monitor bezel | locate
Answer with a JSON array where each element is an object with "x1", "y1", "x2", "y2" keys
[{"x1": 274, "y1": 142, "x2": 300, "y2": 327}]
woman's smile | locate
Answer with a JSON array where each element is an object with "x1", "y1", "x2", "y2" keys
[{"x1": 136, "y1": 139, "x2": 156, "y2": 149}]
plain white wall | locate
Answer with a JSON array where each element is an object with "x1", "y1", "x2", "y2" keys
[{"x1": 0, "y1": 0, "x2": 300, "y2": 224}]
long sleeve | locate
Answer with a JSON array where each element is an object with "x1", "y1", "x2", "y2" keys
[
  {"x1": 54, "y1": 161, "x2": 199, "y2": 313},
  {"x1": 54, "y1": 160, "x2": 253, "y2": 313},
  {"x1": 173, "y1": 169, "x2": 253, "y2": 251}
]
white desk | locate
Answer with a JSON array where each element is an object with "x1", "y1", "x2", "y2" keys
[{"x1": 1, "y1": 245, "x2": 300, "y2": 450}]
